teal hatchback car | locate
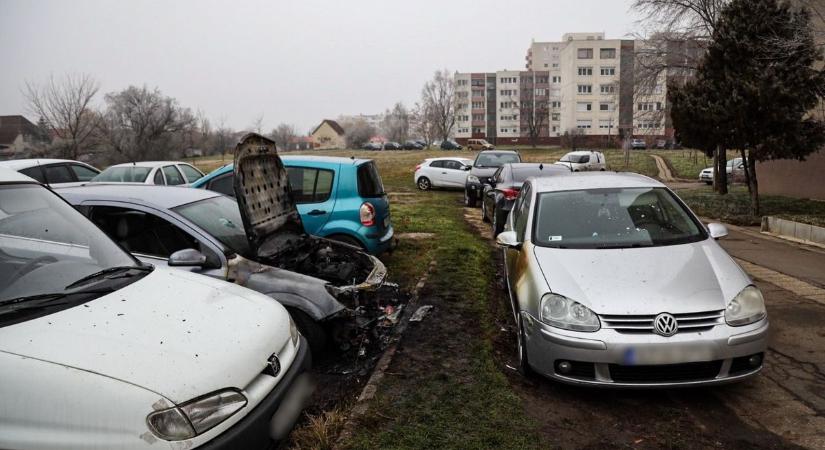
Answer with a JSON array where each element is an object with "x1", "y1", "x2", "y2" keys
[{"x1": 192, "y1": 156, "x2": 395, "y2": 254}]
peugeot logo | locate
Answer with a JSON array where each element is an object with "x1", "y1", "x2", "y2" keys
[
  {"x1": 653, "y1": 313, "x2": 678, "y2": 337},
  {"x1": 264, "y1": 354, "x2": 281, "y2": 377}
]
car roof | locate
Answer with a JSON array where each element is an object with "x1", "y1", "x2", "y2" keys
[
  {"x1": 478, "y1": 149, "x2": 518, "y2": 154},
  {"x1": 106, "y1": 161, "x2": 193, "y2": 169},
  {"x1": 56, "y1": 183, "x2": 221, "y2": 209},
  {"x1": 0, "y1": 166, "x2": 38, "y2": 183},
  {"x1": 424, "y1": 157, "x2": 473, "y2": 162},
  {"x1": 563, "y1": 150, "x2": 601, "y2": 155},
  {"x1": 0, "y1": 158, "x2": 84, "y2": 170},
  {"x1": 530, "y1": 172, "x2": 663, "y2": 192}
]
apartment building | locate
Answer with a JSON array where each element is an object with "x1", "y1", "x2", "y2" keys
[{"x1": 456, "y1": 32, "x2": 683, "y2": 146}]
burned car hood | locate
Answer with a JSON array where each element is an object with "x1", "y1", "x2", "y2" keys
[
  {"x1": 532, "y1": 239, "x2": 751, "y2": 315},
  {"x1": 233, "y1": 133, "x2": 305, "y2": 259}
]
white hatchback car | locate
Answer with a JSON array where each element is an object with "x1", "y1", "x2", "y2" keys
[
  {"x1": 414, "y1": 157, "x2": 474, "y2": 190},
  {"x1": 554, "y1": 151, "x2": 607, "y2": 172},
  {"x1": 0, "y1": 158, "x2": 100, "y2": 187},
  {"x1": 92, "y1": 161, "x2": 204, "y2": 185},
  {"x1": 0, "y1": 167, "x2": 310, "y2": 449}
]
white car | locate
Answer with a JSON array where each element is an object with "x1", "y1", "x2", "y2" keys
[
  {"x1": 92, "y1": 161, "x2": 204, "y2": 185},
  {"x1": 0, "y1": 158, "x2": 100, "y2": 187},
  {"x1": 554, "y1": 150, "x2": 607, "y2": 172},
  {"x1": 699, "y1": 158, "x2": 744, "y2": 185},
  {"x1": 414, "y1": 157, "x2": 474, "y2": 190},
  {"x1": 0, "y1": 166, "x2": 310, "y2": 449}
]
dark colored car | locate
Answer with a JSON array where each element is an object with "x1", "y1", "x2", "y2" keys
[
  {"x1": 441, "y1": 139, "x2": 463, "y2": 150},
  {"x1": 481, "y1": 163, "x2": 570, "y2": 236},
  {"x1": 403, "y1": 140, "x2": 424, "y2": 150},
  {"x1": 464, "y1": 150, "x2": 521, "y2": 207},
  {"x1": 383, "y1": 142, "x2": 403, "y2": 150},
  {"x1": 362, "y1": 142, "x2": 383, "y2": 150},
  {"x1": 415, "y1": 139, "x2": 428, "y2": 148}
]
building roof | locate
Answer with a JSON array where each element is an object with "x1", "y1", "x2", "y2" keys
[
  {"x1": 311, "y1": 119, "x2": 345, "y2": 136},
  {"x1": 56, "y1": 183, "x2": 221, "y2": 210},
  {"x1": 0, "y1": 115, "x2": 40, "y2": 145},
  {"x1": 531, "y1": 172, "x2": 662, "y2": 192}
]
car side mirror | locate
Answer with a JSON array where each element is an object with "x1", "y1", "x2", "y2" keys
[
  {"x1": 461, "y1": 165, "x2": 472, "y2": 171},
  {"x1": 496, "y1": 230, "x2": 521, "y2": 249},
  {"x1": 707, "y1": 223, "x2": 728, "y2": 240},
  {"x1": 168, "y1": 248, "x2": 207, "y2": 266}
]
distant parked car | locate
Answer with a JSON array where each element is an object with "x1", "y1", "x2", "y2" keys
[
  {"x1": 631, "y1": 138, "x2": 647, "y2": 150},
  {"x1": 554, "y1": 150, "x2": 607, "y2": 172},
  {"x1": 92, "y1": 161, "x2": 204, "y2": 185},
  {"x1": 383, "y1": 142, "x2": 403, "y2": 150},
  {"x1": 362, "y1": 142, "x2": 383, "y2": 151},
  {"x1": 0, "y1": 158, "x2": 99, "y2": 187},
  {"x1": 414, "y1": 139, "x2": 428, "y2": 148},
  {"x1": 403, "y1": 140, "x2": 424, "y2": 150},
  {"x1": 497, "y1": 172, "x2": 767, "y2": 386},
  {"x1": 656, "y1": 139, "x2": 669, "y2": 149},
  {"x1": 0, "y1": 166, "x2": 310, "y2": 448},
  {"x1": 467, "y1": 139, "x2": 494, "y2": 151},
  {"x1": 414, "y1": 157, "x2": 474, "y2": 190},
  {"x1": 482, "y1": 163, "x2": 569, "y2": 237},
  {"x1": 699, "y1": 158, "x2": 745, "y2": 185},
  {"x1": 192, "y1": 156, "x2": 394, "y2": 255},
  {"x1": 464, "y1": 150, "x2": 522, "y2": 207},
  {"x1": 441, "y1": 139, "x2": 463, "y2": 150}
]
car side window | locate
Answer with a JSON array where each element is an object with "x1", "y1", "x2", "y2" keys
[
  {"x1": 314, "y1": 169, "x2": 334, "y2": 202},
  {"x1": 208, "y1": 173, "x2": 235, "y2": 197},
  {"x1": 178, "y1": 164, "x2": 204, "y2": 183},
  {"x1": 19, "y1": 167, "x2": 45, "y2": 183},
  {"x1": 43, "y1": 164, "x2": 74, "y2": 184},
  {"x1": 514, "y1": 184, "x2": 532, "y2": 242},
  {"x1": 69, "y1": 164, "x2": 99, "y2": 181},
  {"x1": 285, "y1": 167, "x2": 335, "y2": 204},
  {"x1": 444, "y1": 160, "x2": 462, "y2": 170},
  {"x1": 161, "y1": 165, "x2": 185, "y2": 185},
  {"x1": 154, "y1": 170, "x2": 166, "y2": 185},
  {"x1": 429, "y1": 160, "x2": 445, "y2": 169},
  {"x1": 581, "y1": 155, "x2": 590, "y2": 164}
]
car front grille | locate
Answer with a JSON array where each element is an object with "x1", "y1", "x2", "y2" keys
[
  {"x1": 600, "y1": 310, "x2": 724, "y2": 334},
  {"x1": 609, "y1": 360, "x2": 723, "y2": 383}
]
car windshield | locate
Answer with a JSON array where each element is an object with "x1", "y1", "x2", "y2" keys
[
  {"x1": 0, "y1": 184, "x2": 138, "y2": 306},
  {"x1": 533, "y1": 187, "x2": 706, "y2": 249},
  {"x1": 93, "y1": 166, "x2": 151, "y2": 183},
  {"x1": 559, "y1": 154, "x2": 588, "y2": 163},
  {"x1": 474, "y1": 153, "x2": 520, "y2": 168},
  {"x1": 173, "y1": 196, "x2": 252, "y2": 257}
]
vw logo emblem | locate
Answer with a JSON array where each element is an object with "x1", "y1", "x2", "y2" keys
[
  {"x1": 265, "y1": 354, "x2": 281, "y2": 377},
  {"x1": 653, "y1": 313, "x2": 678, "y2": 337}
]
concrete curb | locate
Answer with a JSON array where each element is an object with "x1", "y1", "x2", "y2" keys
[
  {"x1": 761, "y1": 216, "x2": 825, "y2": 249},
  {"x1": 333, "y1": 259, "x2": 438, "y2": 448}
]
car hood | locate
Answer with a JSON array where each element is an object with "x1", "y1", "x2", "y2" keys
[
  {"x1": 532, "y1": 239, "x2": 750, "y2": 315},
  {"x1": 0, "y1": 267, "x2": 290, "y2": 403},
  {"x1": 233, "y1": 133, "x2": 306, "y2": 259},
  {"x1": 470, "y1": 167, "x2": 500, "y2": 177}
]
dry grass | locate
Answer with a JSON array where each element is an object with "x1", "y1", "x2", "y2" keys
[{"x1": 289, "y1": 409, "x2": 348, "y2": 450}]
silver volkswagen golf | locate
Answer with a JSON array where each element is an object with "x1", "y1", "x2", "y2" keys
[{"x1": 497, "y1": 172, "x2": 768, "y2": 387}]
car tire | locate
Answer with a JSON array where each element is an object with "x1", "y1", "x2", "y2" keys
[
  {"x1": 492, "y1": 209, "x2": 504, "y2": 237},
  {"x1": 287, "y1": 307, "x2": 327, "y2": 355},
  {"x1": 705, "y1": 181, "x2": 712, "y2": 185},
  {"x1": 481, "y1": 203, "x2": 490, "y2": 223},
  {"x1": 417, "y1": 177, "x2": 432, "y2": 191},
  {"x1": 517, "y1": 314, "x2": 534, "y2": 377},
  {"x1": 465, "y1": 190, "x2": 477, "y2": 207}
]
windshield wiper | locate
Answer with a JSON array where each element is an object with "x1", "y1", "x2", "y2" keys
[
  {"x1": 595, "y1": 243, "x2": 655, "y2": 249},
  {"x1": 65, "y1": 265, "x2": 153, "y2": 290},
  {"x1": 0, "y1": 287, "x2": 116, "y2": 316}
]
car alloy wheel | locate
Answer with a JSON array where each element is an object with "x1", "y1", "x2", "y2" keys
[{"x1": 417, "y1": 177, "x2": 431, "y2": 190}]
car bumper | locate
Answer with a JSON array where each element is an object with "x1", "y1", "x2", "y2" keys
[
  {"x1": 699, "y1": 172, "x2": 713, "y2": 182},
  {"x1": 365, "y1": 224, "x2": 395, "y2": 255},
  {"x1": 522, "y1": 312, "x2": 768, "y2": 388},
  {"x1": 465, "y1": 182, "x2": 482, "y2": 196},
  {"x1": 199, "y1": 336, "x2": 312, "y2": 449}
]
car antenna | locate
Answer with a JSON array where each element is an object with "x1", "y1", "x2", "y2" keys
[
  {"x1": 539, "y1": 163, "x2": 543, "y2": 170},
  {"x1": 350, "y1": 156, "x2": 355, "y2": 160}
]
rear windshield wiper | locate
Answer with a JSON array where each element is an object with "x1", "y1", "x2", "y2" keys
[{"x1": 65, "y1": 265, "x2": 153, "y2": 290}]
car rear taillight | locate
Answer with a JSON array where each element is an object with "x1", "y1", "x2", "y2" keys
[
  {"x1": 502, "y1": 188, "x2": 519, "y2": 200},
  {"x1": 415, "y1": 164, "x2": 422, "y2": 171},
  {"x1": 360, "y1": 202, "x2": 376, "y2": 226}
]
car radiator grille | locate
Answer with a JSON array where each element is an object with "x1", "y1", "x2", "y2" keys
[
  {"x1": 600, "y1": 310, "x2": 724, "y2": 334},
  {"x1": 609, "y1": 360, "x2": 724, "y2": 383}
]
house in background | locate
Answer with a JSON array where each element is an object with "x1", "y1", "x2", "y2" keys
[
  {"x1": 0, "y1": 115, "x2": 47, "y2": 160},
  {"x1": 310, "y1": 119, "x2": 346, "y2": 149},
  {"x1": 288, "y1": 135, "x2": 315, "y2": 151}
]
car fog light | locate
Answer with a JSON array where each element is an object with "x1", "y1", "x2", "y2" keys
[
  {"x1": 556, "y1": 361, "x2": 572, "y2": 374},
  {"x1": 749, "y1": 354, "x2": 762, "y2": 367}
]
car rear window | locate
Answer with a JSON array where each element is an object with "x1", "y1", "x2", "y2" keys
[
  {"x1": 93, "y1": 166, "x2": 151, "y2": 183},
  {"x1": 357, "y1": 162, "x2": 385, "y2": 197}
]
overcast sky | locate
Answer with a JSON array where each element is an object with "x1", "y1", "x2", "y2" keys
[{"x1": 0, "y1": 0, "x2": 638, "y2": 133}]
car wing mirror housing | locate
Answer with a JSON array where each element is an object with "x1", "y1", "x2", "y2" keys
[
  {"x1": 168, "y1": 248, "x2": 208, "y2": 266},
  {"x1": 707, "y1": 223, "x2": 728, "y2": 240},
  {"x1": 461, "y1": 165, "x2": 472, "y2": 171},
  {"x1": 496, "y1": 230, "x2": 521, "y2": 249}
]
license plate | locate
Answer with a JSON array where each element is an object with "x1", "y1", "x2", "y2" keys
[{"x1": 621, "y1": 344, "x2": 713, "y2": 365}]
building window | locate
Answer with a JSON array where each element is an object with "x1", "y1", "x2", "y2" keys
[
  {"x1": 599, "y1": 120, "x2": 613, "y2": 129},
  {"x1": 577, "y1": 84, "x2": 592, "y2": 94},
  {"x1": 457, "y1": 115, "x2": 469, "y2": 121},
  {"x1": 576, "y1": 120, "x2": 592, "y2": 129},
  {"x1": 500, "y1": 101, "x2": 518, "y2": 108},
  {"x1": 657, "y1": 102, "x2": 663, "y2": 110},
  {"x1": 577, "y1": 67, "x2": 593, "y2": 76},
  {"x1": 535, "y1": 88, "x2": 547, "y2": 96},
  {"x1": 472, "y1": 101, "x2": 484, "y2": 108},
  {"x1": 552, "y1": 76, "x2": 561, "y2": 83},
  {"x1": 536, "y1": 76, "x2": 548, "y2": 83},
  {"x1": 457, "y1": 79, "x2": 468, "y2": 86},
  {"x1": 577, "y1": 48, "x2": 594, "y2": 59},
  {"x1": 600, "y1": 67, "x2": 616, "y2": 76},
  {"x1": 600, "y1": 84, "x2": 616, "y2": 94},
  {"x1": 471, "y1": 79, "x2": 484, "y2": 86},
  {"x1": 599, "y1": 102, "x2": 614, "y2": 111},
  {"x1": 600, "y1": 48, "x2": 616, "y2": 59},
  {"x1": 637, "y1": 102, "x2": 656, "y2": 111},
  {"x1": 552, "y1": 63, "x2": 559, "y2": 68},
  {"x1": 544, "y1": 63, "x2": 549, "y2": 68},
  {"x1": 576, "y1": 102, "x2": 592, "y2": 112},
  {"x1": 457, "y1": 92, "x2": 468, "y2": 99},
  {"x1": 472, "y1": 114, "x2": 484, "y2": 121},
  {"x1": 551, "y1": 101, "x2": 561, "y2": 108},
  {"x1": 551, "y1": 113, "x2": 560, "y2": 121}
]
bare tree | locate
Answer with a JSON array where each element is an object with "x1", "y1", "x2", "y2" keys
[
  {"x1": 517, "y1": 73, "x2": 550, "y2": 148},
  {"x1": 249, "y1": 114, "x2": 265, "y2": 134},
  {"x1": 270, "y1": 123, "x2": 298, "y2": 150},
  {"x1": 381, "y1": 102, "x2": 410, "y2": 143},
  {"x1": 97, "y1": 85, "x2": 195, "y2": 162},
  {"x1": 411, "y1": 102, "x2": 436, "y2": 148},
  {"x1": 561, "y1": 128, "x2": 586, "y2": 150},
  {"x1": 23, "y1": 73, "x2": 100, "y2": 159},
  {"x1": 339, "y1": 117, "x2": 376, "y2": 148},
  {"x1": 420, "y1": 69, "x2": 456, "y2": 141}
]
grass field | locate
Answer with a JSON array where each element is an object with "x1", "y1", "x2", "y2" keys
[{"x1": 677, "y1": 185, "x2": 825, "y2": 227}]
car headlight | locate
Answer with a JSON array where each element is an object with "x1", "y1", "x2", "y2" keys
[
  {"x1": 725, "y1": 285, "x2": 766, "y2": 326},
  {"x1": 147, "y1": 389, "x2": 247, "y2": 440},
  {"x1": 467, "y1": 175, "x2": 480, "y2": 184},
  {"x1": 289, "y1": 316, "x2": 300, "y2": 348},
  {"x1": 539, "y1": 293, "x2": 600, "y2": 332}
]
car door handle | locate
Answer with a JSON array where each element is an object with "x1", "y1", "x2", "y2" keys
[
  {"x1": 441, "y1": 172, "x2": 448, "y2": 174},
  {"x1": 307, "y1": 209, "x2": 327, "y2": 216}
]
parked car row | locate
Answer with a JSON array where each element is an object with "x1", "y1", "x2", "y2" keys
[
  {"x1": 0, "y1": 133, "x2": 397, "y2": 448},
  {"x1": 361, "y1": 139, "x2": 428, "y2": 150}
]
